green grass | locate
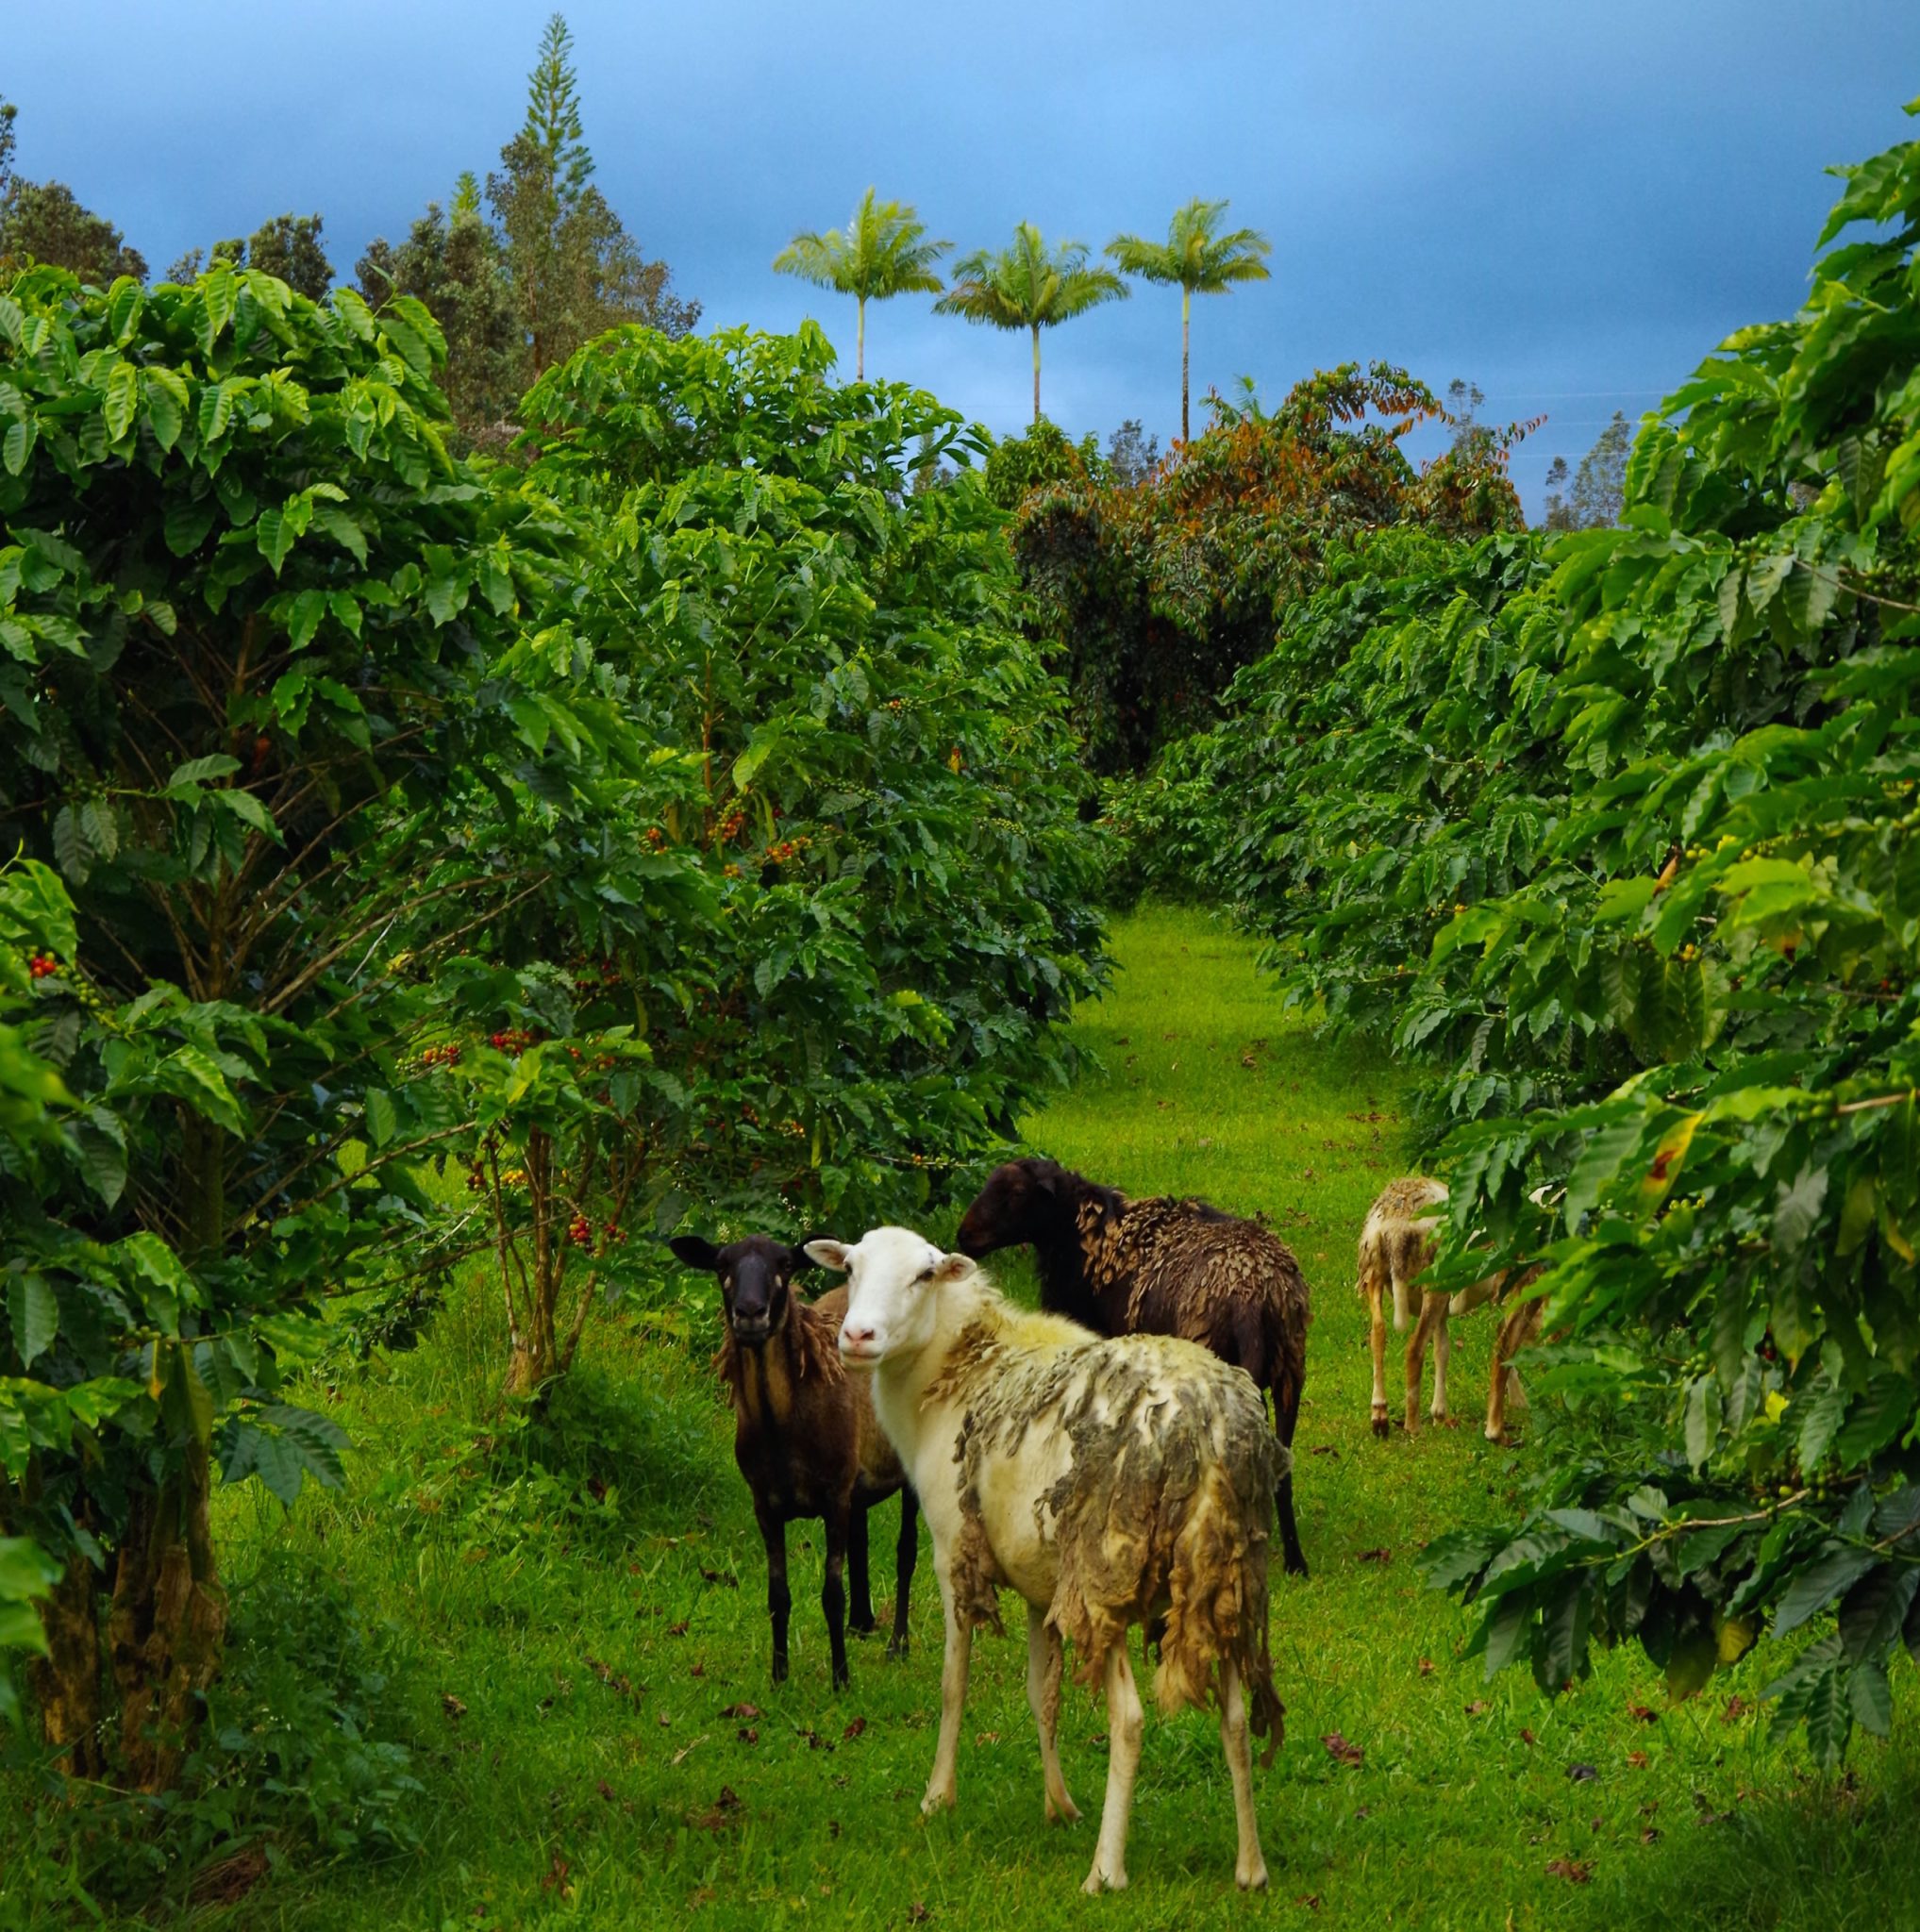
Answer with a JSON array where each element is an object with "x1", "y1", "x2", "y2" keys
[{"x1": 14, "y1": 903, "x2": 1920, "y2": 1928}]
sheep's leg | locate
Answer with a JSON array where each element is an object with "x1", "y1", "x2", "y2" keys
[
  {"x1": 1219, "y1": 1659, "x2": 1268, "y2": 1890},
  {"x1": 1026, "y1": 1604, "x2": 1079, "y2": 1824},
  {"x1": 756, "y1": 1503, "x2": 791, "y2": 1685},
  {"x1": 847, "y1": 1504, "x2": 876, "y2": 1636},
  {"x1": 1404, "y1": 1291, "x2": 1447, "y2": 1435},
  {"x1": 1430, "y1": 1303, "x2": 1452, "y2": 1423},
  {"x1": 1273, "y1": 1374, "x2": 1309, "y2": 1577},
  {"x1": 923, "y1": 1572, "x2": 974, "y2": 1814},
  {"x1": 1084, "y1": 1642, "x2": 1145, "y2": 1893},
  {"x1": 1366, "y1": 1279, "x2": 1391, "y2": 1439},
  {"x1": 823, "y1": 1502, "x2": 851, "y2": 1690},
  {"x1": 1487, "y1": 1297, "x2": 1544, "y2": 1443},
  {"x1": 887, "y1": 1487, "x2": 917, "y2": 1660}
]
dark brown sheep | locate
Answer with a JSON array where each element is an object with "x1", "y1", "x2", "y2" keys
[
  {"x1": 954, "y1": 1158, "x2": 1311, "y2": 1577},
  {"x1": 670, "y1": 1234, "x2": 917, "y2": 1687}
]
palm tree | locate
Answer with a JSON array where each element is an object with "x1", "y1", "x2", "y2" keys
[
  {"x1": 1108, "y1": 199, "x2": 1272, "y2": 442},
  {"x1": 772, "y1": 188, "x2": 949, "y2": 381},
  {"x1": 933, "y1": 224, "x2": 1127, "y2": 425}
]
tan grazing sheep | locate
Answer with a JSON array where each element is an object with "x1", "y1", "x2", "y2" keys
[
  {"x1": 809, "y1": 1225, "x2": 1283, "y2": 1895},
  {"x1": 1356, "y1": 1176, "x2": 1544, "y2": 1442}
]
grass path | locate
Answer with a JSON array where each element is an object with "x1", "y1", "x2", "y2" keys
[{"x1": 31, "y1": 906, "x2": 1919, "y2": 1929}]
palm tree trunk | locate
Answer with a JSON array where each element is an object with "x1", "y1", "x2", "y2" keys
[
  {"x1": 857, "y1": 296, "x2": 865, "y2": 382},
  {"x1": 1180, "y1": 285, "x2": 1192, "y2": 444},
  {"x1": 1031, "y1": 325, "x2": 1042, "y2": 425}
]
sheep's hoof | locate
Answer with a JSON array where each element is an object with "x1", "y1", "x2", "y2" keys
[
  {"x1": 1237, "y1": 1861, "x2": 1269, "y2": 1892},
  {"x1": 1083, "y1": 1864, "x2": 1127, "y2": 1895},
  {"x1": 771, "y1": 1656, "x2": 789, "y2": 1685},
  {"x1": 1045, "y1": 1790, "x2": 1081, "y2": 1824},
  {"x1": 921, "y1": 1783, "x2": 956, "y2": 1817},
  {"x1": 1370, "y1": 1411, "x2": 1390, "y2": 1440},
  {"x1": 886, "y1": 1634, "x2": 910, "y2": 1661}
]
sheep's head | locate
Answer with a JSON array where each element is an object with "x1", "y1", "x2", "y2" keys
[
  {"x1": 954, "y1": 1157, "x2": 1064, "y2": 1258},
  {"x1": 669, "y1": 1233, "x2": 813, "y2": 1346},
  {"x1": 807, "y1": 1226, "x2": 977, "y2": 1368}
]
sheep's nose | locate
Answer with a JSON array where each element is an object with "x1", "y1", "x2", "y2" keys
[{"x1": 842, "y1": 1322, "x2": 877, "y2": 1348}]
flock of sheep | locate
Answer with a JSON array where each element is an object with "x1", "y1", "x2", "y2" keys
[{"x1": 669, "y1": 1160, "x2": 1539, "y2": 1894}]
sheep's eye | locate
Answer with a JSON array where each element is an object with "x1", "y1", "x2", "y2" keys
[{"x1": 915, "y1": 1265, "x2": 935, "y2": 1283}]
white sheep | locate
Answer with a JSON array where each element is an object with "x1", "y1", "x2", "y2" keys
[
  {"x1": 808, "y1": 1225, "x2": 1283, "y2": 1894},
  {"x1": 1357, "y1": 1175, "x2": 1544, "y2": 1442}
]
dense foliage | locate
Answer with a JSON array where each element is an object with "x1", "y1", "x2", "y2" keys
[
  {"x1": 1122, "y1": 106, "x2": 1920, "y2": 1762},
  {"x1": 0, "y1": 259, "x2": 639, "y2": 1782},
  {"x1": 1011, "y1": 365, "x2": 1529, "y2": 774},
  {"x1": 513, "y1": 323, "x2": 1107, "y2": 1228}
]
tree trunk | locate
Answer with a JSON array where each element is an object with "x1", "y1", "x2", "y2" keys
[
  {"x1": 1180, "y1": 286, "x2": 1191, "y2": 445},
  {"x1": 857, "y1": 296, "x2": 865, "y2": 382},
  {"x1": 504, "y1": 1289, "x2": 560, "y2": 1399},
  {"x1": 1032, "y1": 325, "x2": 1042, "y2": 425},
  {"x1": 31, "y1": 1552, "x2": 106, "y2": 1780},
  {"x1": 106, "y1": 1445, "x2": 227, "y2": 1793}
]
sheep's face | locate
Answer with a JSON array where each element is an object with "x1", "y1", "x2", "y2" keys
[
  {"x1": 668, "y1": 1234, "x2": 810, "y2": 1345},
  {"x1": 808, "y1": 1226, "x2": 976, "y2": 1368},
  {"x1": 955, "y1": 1158, "x2": 1060, "y2": 1258}
]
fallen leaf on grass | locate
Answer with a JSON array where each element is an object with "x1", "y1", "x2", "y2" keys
[
  {"x1": 737, "y1": 1726, "x2": 760, "y2": 1744},
  {"x1": 723, "y1": 1702, "x2": 762, "y2": 1720},
  {"x1": 974, "y1": 1730, "x2": 1001, "y2": 1746},
  {"x1": 1418, "y1": 1658, "x2": 1434, "y2": 1675},
  {"x1": 690, "y1": 1662, "x2": 705, "y2": 1678},
  {"x1": 658, "y1": 1712, "x2": 672, "y2": 1727},
  {"x1": 1310, "y1": 1444, "x2": 1341, "y2": 1458},
  {"x1": 828, "y1": 1819, "x2": 842, "y2": 1839},
  {"x1": 669, "y1": 1735, "x2": 709, "y2": 1766},
  {"x1": 1627, "y1": 1702, "x2": 1658, "y2": 1723},
  {"x1": 1518, "y1": 1728, "x2": 1536, "y2": 1745},
  {"x1": 668, "y1": 1620, "x2": 690, "y2": 1637},
  {"x1": 1627, "y1": 1750, "x2": 1650, "y2": 1770},
  {"x1": 1320, "y1": 1732, "x2": 1364, "y2": 1766},
  {"x1": 1357, "y1": 1547, "x2": 1392, "y2": 1564},
  {"x1": 1641, "y1": 1826, "x2": 1662, "y2": 1844},
  {"x1": 1463, "y1": 1701, "x2": 1487, "y2": 1716},
  {"x1": 1294, "y1": 1895, "x2": 1323, "y2": 1911},
  {"x1": 843, "y1": 1718, "x2": 868, "y2": 1741},
  {"x1": 699, "y1": 1567, "x2": 738, "y2": 1589},
  {"x1": 596, "y1": 1779, "x2": 616, "y2": 1802},
  {"x1": 909, "y1": 1906, "x2": 931, "y2": 1924},
  {"x1": 1545, "y1": 1857, "x2": 1592, "y2": 1884},
  {"x1": 585, "y1": 1656, "x2": 640, "y2": 1699},
  {"x1": 1567, "y1": 1763, "x2": 1598, "y2": 1783},
  {"x1": 441, "y1": 1693, "x2": 467, "y2": 1722},
  {"x1": 1722, "y1": 1695, "x2": 1748, "y2": 1722},
  {"x1": 543, "y1": 1855, "x2": 573, "y2": 1896}
]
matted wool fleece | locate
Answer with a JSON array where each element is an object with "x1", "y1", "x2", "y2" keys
[{"x1": 929, "y1": 1324, "x2": 1286, "y2": 1763}]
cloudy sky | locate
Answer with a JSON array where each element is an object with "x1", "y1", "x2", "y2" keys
[{"x1": 11, "y1": 2, "x2": 1919, "y2": 513}]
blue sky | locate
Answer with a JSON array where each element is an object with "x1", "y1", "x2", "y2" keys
[{"x1": 11, "y1": 2, "x2": 1919, "y2": 514}]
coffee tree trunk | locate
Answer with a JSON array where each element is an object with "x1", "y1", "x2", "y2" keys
[
  {"x1": 106, "y1": 1443, "x2": 226, "y2": 1792},
  {"x1": 1180, "y1": 285, "x2": 1191, "y2": 444},
  {"x1": 30, "y1": 1554, "x2": 106, "y2": 1780}
]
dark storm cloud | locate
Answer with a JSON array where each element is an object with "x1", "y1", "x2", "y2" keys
[{"x1": 11, "y1": 0, "x2": 1918, "y2": 511}]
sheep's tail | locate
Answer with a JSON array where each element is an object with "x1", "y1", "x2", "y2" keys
[
  {"x1": 1152, "y1": 1444, "x2": 1285, "y2": 1765},
  {"x1": 1357, "y1": 1224, "x2": 1411, "y2": 1334}
]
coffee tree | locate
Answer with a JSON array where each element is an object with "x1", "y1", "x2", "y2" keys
[
  {"x1": 0, "y1": 262, "x2": 623, "y2": 1782},
  {"x1": 515, "y1": 323, "x2": 1106, "y2": 1264},
  {"x1": 1126, "y1": 105, "x2": 1920, "y2": 1761}
]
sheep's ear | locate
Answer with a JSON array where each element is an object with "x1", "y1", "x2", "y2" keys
[
  {"x1": 805, "y1": 1239, "x2": 851, "y2": 1271},
  {"x1": 1025, "y1": 1158, "x2": 1057, "y2": 1196},
  {"x1": 669, "y1": 1235, "x2": 721, "y2": 1273},
  {"x1": 786, "y1": 1242, "x2": 818, "y2": 1278},
  {"x1": 933, "y1": 1252, "x2": 977, "y2": 1284}
]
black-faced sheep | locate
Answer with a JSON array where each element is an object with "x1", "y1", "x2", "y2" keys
[
  {"x1": 810, "y1": 1225, "x2": 1283, "y2": 1894},
  {"x1": 954, "y1": 1157, "x2": 1311, "y2": 1577},
  {"x1": 670, "y1": 1234, "x2": 917, "y2": 1687},
  {"x1": 1356, "y1": 1176, "x2": 1544, "y2": 1442}
]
